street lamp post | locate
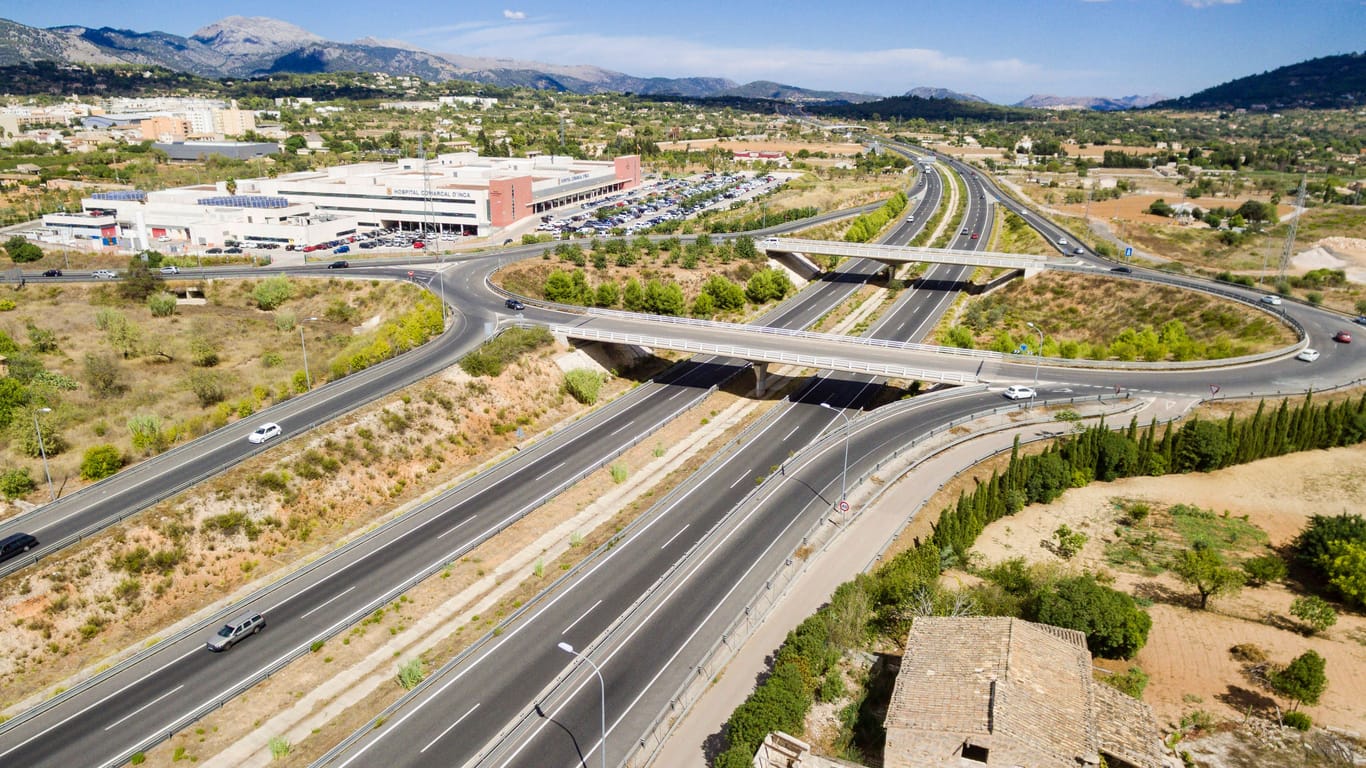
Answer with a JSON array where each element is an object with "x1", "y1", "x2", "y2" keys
[
  {"x1": 33, "y1": 407, "x2": 54, "y2": 502},
  {"x1": 556, "y1": 642, "x2": 606, "y2": 768},
  {"x1": 298, "y1": 316, "x2": 319, "y2": 390},
  {"x1": 819, "y1": 403, "x2": 851, "y2": 510},
  {"x1": 1026, "y1": 322, "x2": 1044, "y2": 406}
]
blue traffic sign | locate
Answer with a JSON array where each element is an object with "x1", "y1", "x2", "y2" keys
[{"x1": 1124, "y1": 246, "x2": 1133, "y2": 257}]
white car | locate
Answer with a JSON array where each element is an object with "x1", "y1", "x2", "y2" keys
[
  {"x1": 1261, "y1": 295, "x2": 1282, "y2": 306},
  {"x1": 247, "y1": 422, "x2": 282, "y2": 444},
  {"x1": 92, "y1": 269, "x2": 117, "y2": 279},
  {"x1": 1058, "y1": 238, "x2": 1068, "y2": 246},
  {"x1": 159, "y1": 265, "x2": 179, "y2": 275},
  {"x1": 1296, "y1": 348, "x2": 1320, "y2": 362},
  {"x1": 1002, "y1": 385, "x2": 1037, "y2": 400}
]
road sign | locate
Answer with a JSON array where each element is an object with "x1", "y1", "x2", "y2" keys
[
  {"x1": 1124, "y1": 247, "x2": 1133, "y2": 258},
  {"x1": 838, "y1": 500, "x2": 850, "y2": 513}
]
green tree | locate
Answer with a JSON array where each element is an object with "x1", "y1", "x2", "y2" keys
[
  {"x1": 0, "y1": 467, "x2": 36, "y2": 499},
  {"x1": 119, "y1": 258, "x2": 164, "y2": 301},
  {"x1": 1173, "y1": 543, "x2": 1245, "y2": 609},
  {"x1": 1030, "y1": 575, "x2": 1152, "y2": 659},
  {"x1": 1174, "y1": 419, "x2": 1229, "y2": 472},
  {"x1": 0, "y1": 377, "x2": 29, "y2": 430},
  {"x1": 1289, "y1": 595, "x2": 1337, "y2": 635},
  {"x1": 10, "y1": 415, "x2": 65, "y2": 458},
  {"x1": 3, "y1": 235, "x2": 43, "y2": 263},
  {"x1": 1293, "y1": 513, "x2": 1366, "y2": 571},
  {"x1": 1321, "y1": 540, "x2": 1366, "y2": 609},
  {"x1": 1242, "y1": 554, "x2": 1288, "y2": 587},
  {"x1": 702, "y1": 274, "x2": 747, "y2": 311},
  {"x1": 1270, "y1": 650, "x2": 1327, "y2": 711},
  {"x1": 80, "y1": 444, "x2": 125, "y2": 481},
  {"x1": 622, "y1": 278, "x2": 645, "y2": 312}
]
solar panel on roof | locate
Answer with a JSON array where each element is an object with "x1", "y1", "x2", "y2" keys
[
  {"x1": 195, "y1": 196, "x2": 290, "y2": 209},
  {"x1": 91, "y1": 190, "x2": 147, "y2": 201}
]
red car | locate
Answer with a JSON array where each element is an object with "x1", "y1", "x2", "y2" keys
[
  {"x1": 1333, "y1": 330, "x2": 1352, "y2": 344},
  {"x1": 412, "y1": 241, "x2": 425, "y2": 249},
  {"x1": 970, "y1": 233, "x2": 980, "y2": 240}
]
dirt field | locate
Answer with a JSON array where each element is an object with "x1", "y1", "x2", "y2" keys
[{"x1": 965, "y1": 445, "x2": 1366, "y2": 736}]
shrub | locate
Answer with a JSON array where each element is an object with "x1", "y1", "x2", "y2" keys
[
  {"x1": 1102, "y1": 666, "x2": 1150, "y2": 699},
  {"x1": 1281, "y1": 711, "x2": 1312, "y2": 731},
  {"x1": 188, "y1": 371, "x2": 228, "y2": 406},
  {"x1": 1290, "y1": 595, "x2": 1337, "y2": 635},
  {"x1": 269, "y1": 736, "x2": 291, "y2": 759},
  {"x1": 252, "y1": 276, "x2": 294, "y2": 310},
  {"x1": 0, "y1": 467, "x2": 36, "y2": 499},
  {"x1": 1242, "y1": 554, "x2": 1287, "y2": 586},
  {"x1": 563, "y1": 369, "x2": 604, "y2": 405},
  {"x1": 396, "y1": 658, "x2": 425, "y2": 690},
  {"x1": 1030, "y1": 575, "x2": 1152, "y2": 659},
  {"x1": 80, "y1": 444, "x2": 125, "y2": 481},
  {"x1": 147, "y1": 292, "x2": 178, "y2": 317}
]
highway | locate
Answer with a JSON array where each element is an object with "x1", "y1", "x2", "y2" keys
[{"x1": 2, "y1": 150, "x2": 1361, "y2": 768}]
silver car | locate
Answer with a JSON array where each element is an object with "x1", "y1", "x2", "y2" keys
[{"x1": 206, "y1": 612, "x2": 265, "y2": 651}]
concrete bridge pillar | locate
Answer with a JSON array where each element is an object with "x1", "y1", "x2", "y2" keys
[{"x1": 753, "y1": 362, "x2": 769, "y2": 396}]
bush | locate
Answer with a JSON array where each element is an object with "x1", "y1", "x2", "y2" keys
[
  {"x1": 80, "y1": 444, "x2": 125, "y2": 481},
  {"x1": 147, "y1": 292, "x2": 178, "y2": 317},
  {"x1": 396, "y1": 658, "x2": 425, "y2": 690},
  {"x1": 1281, "y1": 711, "x2": 1312, "y2": 731},
  {"x1": 252, "y1": 276, "x2": 294, "y2": 310},
  {"x1": 188, "y1": 370, "x2": 228, "y2": 406},
  {"x1": 0, "y1": 467, "x2": 36, "y2": 499},
  {"x1": 1030, "y1": 575, "x2": 1152, "y2": 659},
  {"x1": 4, "y1": 235, "x2": 43, "y2": 263},
  {"x1": 1290, "y1": 595, "x2": 1337, "y2": 634},
  {"x1": 459, "y1": 327, "x2": 553, "y2": 377},
  {"x1": 1102, "y1": 666, "x2": 1150, "y2": 699},
  {"x1": 1242, "y1": 554, "x2": 1287, "y2": 586},
  {"x1": 563, "y1": 369, "x2": 604, "y2": 405}
]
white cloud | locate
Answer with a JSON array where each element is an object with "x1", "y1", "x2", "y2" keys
[
  {"x1": 1180, "y1": 0, "x2": 1242, "y2": 7},
  {"x1": 502, "y1": 10, "x2": 527, "y2": 20},
  {"x1": 411, "y1": 20, "x2": 1052, "y2": 98}
]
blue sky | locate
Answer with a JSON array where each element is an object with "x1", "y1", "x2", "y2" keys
[{"x1": 8, "y1": 0, "x2": 1364, "y2": 102}]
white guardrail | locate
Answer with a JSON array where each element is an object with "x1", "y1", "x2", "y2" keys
[{"x1": 762, "y1": 236, "x2": 1049, "y2": 270}]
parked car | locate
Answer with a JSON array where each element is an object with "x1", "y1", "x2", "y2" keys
[
  {"x1": 1002, "y1": 385, "x2": 1037, "y2": 400},
  {"x1": 1333, "y1": 330, "x2": 1352, "y2": 344},
  {"x1": 159, "y1": 265, "x2": 179, "y2": 275},
  {"x1": 205, "y1": 612, "x2": 265, "y2": 652},
  {"x1": 41, "y1": 269, "x2": 62, "y2": 277},
  {"x1": 333, "y1": 245, "x2": 350, "y2": 254},
  {"x1": 224, "y1": 247, "x2": 242, "y2": 254},
  {"x1": 412, "y1": 241, "x2": 425, "y2": 249},
  {"x1": 1297, "y1": 348, "x2": 1320, "y2": 362},
  {"x1": 327, "y1": 260, "x2": 349, "y2": 269},
  {"x1": 505, "y1": 298, "x2": 525, "y2": 311},
  {"x1": 92, "y1": 269, "x2": 116, "y2": 279},
  {"x1": 1261, "y1": 295, "x2": 1282, "y2": 306},
  {"x1": 247, "y1": 422, "x2": 281, "y2": 444},
  {"x1": 0, "y1": 532, "x2": 39, "y2": 563},
  {"x1": 205, "y1": 247, "x2": 223, "y2": 254}
]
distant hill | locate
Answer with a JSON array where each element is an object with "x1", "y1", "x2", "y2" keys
[
  {"x1": 904, "y1": 86, "x2": 988, "y2": 103},
  {"x1": 718, "y1": 80, "x2": 878, "y2": 104},
  {"x1": 1014, "y1": 93, "x2": 1164, "y2": 111},
  {"x1": 1154, "y1": 52, "x2": 1365, "y2": 110},
  {"x1": 816, "y1": 94, "x2": 1031, "y2": 122}
]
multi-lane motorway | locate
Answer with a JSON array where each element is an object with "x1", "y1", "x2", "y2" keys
[{"x1": 0, "y1": 151, "x2": 1361, "y2": 768}]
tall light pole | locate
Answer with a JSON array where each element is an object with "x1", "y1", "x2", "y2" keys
[
  {"x1": 33, "y1": 407, "x2": 54, "y2": 502},
  {"x1": 556, "y1": 642, "x2": 606, "y2": 768},
  {"x1": 1026, "y1": 322, "x2": 1045, "y2": 406},
  {"x1": 819, "y1": 402, "x2": 851, "y2": 510},
  {"x1": 298, "y1": 316, "x2": 319, "y2": 390}
]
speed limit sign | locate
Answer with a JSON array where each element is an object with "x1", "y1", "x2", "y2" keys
[{"x1": 838, "y1": 500, "x2": 850, "y2": 513}]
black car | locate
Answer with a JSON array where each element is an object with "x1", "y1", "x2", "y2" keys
[
  {"x1": 224, "y1": 247, "x2": 242, "y2": 254},
  {"x1": 505, "y1": 298, "x2": 525, "y2": 311},
  {"x1": 328, "y1": 260, "x2": 349, "y2": 269},
  {"x1": 42, "y1": 269, "x2": 62, "y2": 277},
  {"x1": 1111, "y1": 266, "x2": 1133, "y2": 274},
  {"x1": 205, "y1": 247, "x2": 223, "y2": 254},
  {"x1": 0, "y1": 532, "x2": 39, "y2": 563}
]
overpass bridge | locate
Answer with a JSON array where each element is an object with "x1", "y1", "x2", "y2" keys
[{"x1": 760, "y1": 237, "x2": 1063, "y2": 273}]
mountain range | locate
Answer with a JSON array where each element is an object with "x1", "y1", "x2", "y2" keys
[{"x1": 0, "y1": 16, "x2": 1358, "y2": 111}]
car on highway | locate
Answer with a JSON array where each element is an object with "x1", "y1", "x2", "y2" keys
[
  {"x1": 1297, "y1": 348, "x2": 1320, "y2": 362},
  {"x1": 247, "y1": 422, "x2": 281, "y2": 444},
  {"x1": 505, "y1": 298, "x2": 525, "y2": 311},
  {"x1": 1072, "y1": 247, "x2": 1085, "y2": 255},
  {"x1": 42, "y1": 269, "x2": 62, "y2": 277},
  {"x1": 0, "y1": 532, "x2": 39, "y2": 563},
  {"x1": 328, "y1": 260, "x2": 349, "y2": 269},
  {"x1": 1111, "y1": 266, "x2": 1133, "y2": 274},
  {"x1": 159, "y1": 265, "x2": 179, "y2": 275},
  {"x1": 205, "y1": 612, "x2": 265, "y2": 651},
  {"x1": 960, "y1": 229, "x2": 969, "y2": 235},
  {"x1": 1261, "y1": 295, "x2": 1282, "y2": 306},
  {"x1": 92, "y1": 269, "x2": 117, "y2": 279},
  {"x1": 1002, "y1": 385, "x2": 1037, "y2": 400},
  {"x1": 1356, "y1": 315, "x2": 1366, "y2": 326},
  {"x1": 970, "y1": 232, "x2": 979, "y2": 240},
  {"x1": 1333, "y1": 330, "x2": 1352, "y2": 344},
  {"x1": 1058, "y1": 238, "x2": 1068, "y2": 246}
]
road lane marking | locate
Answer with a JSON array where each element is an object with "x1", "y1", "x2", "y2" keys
[
  {"x1": 730, "y1": 470, "x2": 751, "y2": 489},
  {"x1": 562, "y1": 600, "x2": 603, "y2": 636},
  {"x1": 608, "y1": 420, "x2": 636, "y2": 437},
  {"x1": 437, "y1": 516, "x2": 477, "y2": 540},
  {"x1": 104, "y1": 685, "x2": 184, "y2": 731},
  {"x1": 421, "y1": 703, "x2": 480, "y2": 753},
  {"x1": 532, "y1": 461, "x2": 566, "y2": 483},
  {"x1": 300, "y1": 586, "x2": 356, "y2": 621},
  {"x1": 660, "y1": 524, "x2": 690, "y2": 550},
  {"x1": 783, "y1": 424, "x2": 802, "y2": 441}
]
